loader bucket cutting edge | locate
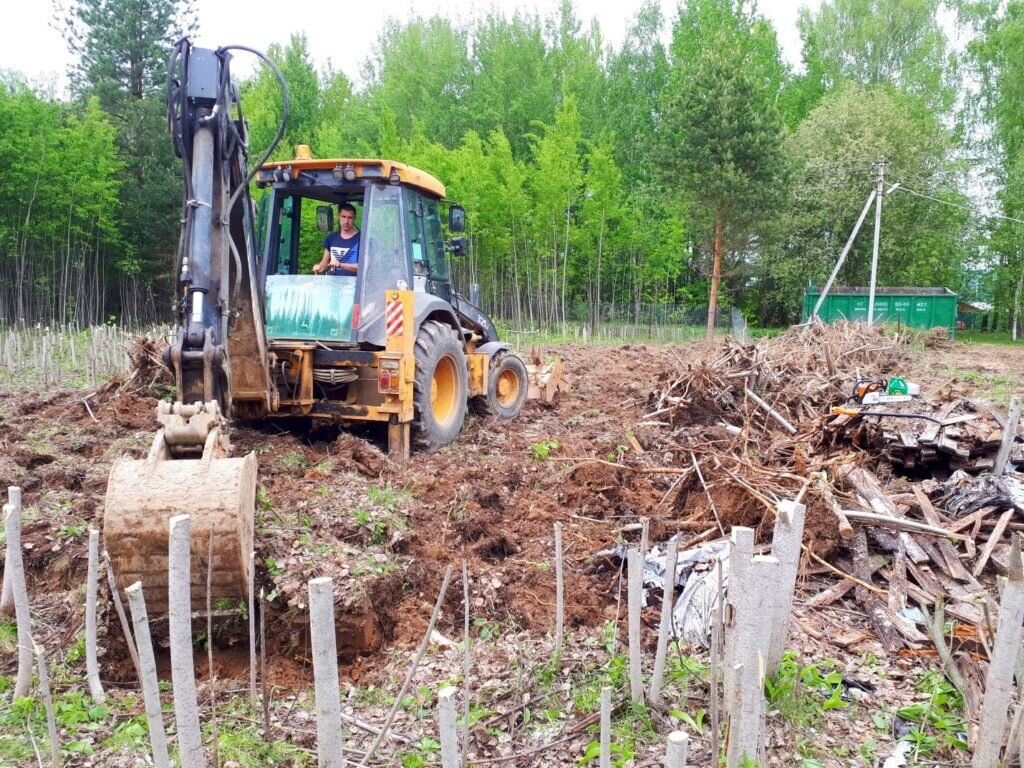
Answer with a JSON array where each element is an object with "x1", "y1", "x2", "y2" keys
[{"x1": 102, "y1": 452, "x2": 257, "y2": 615}]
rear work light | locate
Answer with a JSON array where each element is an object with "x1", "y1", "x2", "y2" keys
[{"x1": 378, "y1": 358, "x2": 400, "y2": 394}]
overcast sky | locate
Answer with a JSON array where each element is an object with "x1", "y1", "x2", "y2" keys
[{"x1": 3, "y1": 0, "x2": 819, "y2": 95}]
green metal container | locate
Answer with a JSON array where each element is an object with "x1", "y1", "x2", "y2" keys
[{"x1": 801, "y1": 286, "x2": 957, "y2": 336}]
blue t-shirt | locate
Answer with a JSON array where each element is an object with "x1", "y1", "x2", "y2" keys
[{"x1": 322, "y1": 230, "x2": 360, "y2": 274}]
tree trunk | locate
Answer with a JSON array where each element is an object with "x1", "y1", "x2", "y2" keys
[
  {"x1": 1012, "y1": 258, "x2": 1023, "y2": 343},
  {"x1": 706, "y1": 207, "x2": 723, "y2": 341}
]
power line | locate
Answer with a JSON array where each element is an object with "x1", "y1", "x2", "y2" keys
[{"x1": 893, "y1": 183, "x2": 1024, "y2": 225}]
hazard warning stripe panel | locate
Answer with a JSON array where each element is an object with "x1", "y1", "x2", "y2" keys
[{"x1": 385, "y1": 300, "x2": 404, "y2": 336}]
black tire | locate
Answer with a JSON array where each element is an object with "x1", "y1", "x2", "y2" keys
[
  {"x1": 413, "y1": 321, "x2": 468, "y2": 450},
  {"x1": 473, "y1": 352, "x2": 529, "y2": 420}
]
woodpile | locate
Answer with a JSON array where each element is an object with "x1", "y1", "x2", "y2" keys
[
  {"x1": 826, "y1": 395, "x2": 1023, "y2": 473},
  {"x1": 632, "y1": 319, "x2": 1024, "y2": 751}
]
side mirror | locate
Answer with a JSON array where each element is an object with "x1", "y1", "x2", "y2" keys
[
  {"x1": 448, "y1": 236, "x2": 466, "y2": 256},
  {"x1": 448, "y1": 205, "x2": 466, "y2": 233},
  {"x1": 316, "y1": 205, "x2": 334, "y2": 233}
]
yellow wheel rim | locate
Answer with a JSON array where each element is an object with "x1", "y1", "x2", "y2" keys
[
  {"x1": 495, "y1": 368, "x2": 521, "y2": 407},
  {"x1": 431, "y1": 356, "x2": 458, "y2": 426}
]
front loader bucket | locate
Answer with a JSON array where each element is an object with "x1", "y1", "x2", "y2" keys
[{"x1": 103, "y1": 452, "x2": 256, "y2": 615}]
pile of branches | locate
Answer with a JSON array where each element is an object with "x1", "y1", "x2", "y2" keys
[{"x1": 647, "y1": 319, "x2": 908, "y2": 436}]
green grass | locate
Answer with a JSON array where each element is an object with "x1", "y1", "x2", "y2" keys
[{"x1": 957, "y1": 329, "x2": 1022, "y2": 345}]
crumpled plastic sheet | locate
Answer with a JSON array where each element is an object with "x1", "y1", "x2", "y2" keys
[{"x1": 595, "y1": 538, "x2": 730, "y2": 649}]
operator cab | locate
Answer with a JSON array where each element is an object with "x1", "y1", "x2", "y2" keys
[{"x1": 254, "y1": 150, "x2": 465, "y2": 346}]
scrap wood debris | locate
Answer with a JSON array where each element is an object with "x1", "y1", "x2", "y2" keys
[{"x1": 575, "y1": 319, "x2": 1023, "y2": 741}]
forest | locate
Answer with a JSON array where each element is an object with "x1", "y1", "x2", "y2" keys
[{"x1": 0, "y1": 0, "x2": 1021, "y2": 333}]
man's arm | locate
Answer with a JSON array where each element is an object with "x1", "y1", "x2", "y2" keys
[{"x1": 312, "y1": 248, "x2": 332, "y2": 274}]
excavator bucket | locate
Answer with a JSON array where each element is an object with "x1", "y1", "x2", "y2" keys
[
  {"x1": 526, "y1": 348, "x2": 568, "y2": 403},
  {"x1": 103, "y1": 403, "x2": 256, "y2": 614}
]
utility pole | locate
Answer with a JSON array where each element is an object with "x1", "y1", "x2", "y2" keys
[{"x1": 867, "y1": 158, "x2": 886, "y2": 326}]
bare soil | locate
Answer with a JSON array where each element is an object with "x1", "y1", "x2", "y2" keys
[{"x1": 1, "y1": 334, "x2": 1022, "y2": 766}]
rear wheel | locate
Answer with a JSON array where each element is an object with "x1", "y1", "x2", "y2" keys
[
  {"x1": 474, "y1": 352, "x2": 529, "y2": 420},
  {"x1": 413, "y1": 321, "x2": 468, "y2": 450}
]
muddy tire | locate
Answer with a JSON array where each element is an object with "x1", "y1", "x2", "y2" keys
[
  {"x1": 413, "y1": 321, "x2": 468, "y2": 450},
  {"x1": 473, "y1": 352, "x2": 529, "y2": 420}
]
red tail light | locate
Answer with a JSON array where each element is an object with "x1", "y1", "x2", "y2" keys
[
  {"x1": 379, "y1": 371, "x2": 391, "y2": 392},
  {"x1": 352, "y1": 303, "x2": 360, "y2": 329}
]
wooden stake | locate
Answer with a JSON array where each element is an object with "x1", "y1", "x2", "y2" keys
[
  {"x1": 248, "y1": 551, "x2": 257, "y2": 711},
  {"x1": 438, "y1": 685, "x2": 459, "y2": 768},
  {"x1": 627, "y1": 547, "x2": 644, "y2": 704},
  {"x1": 102, "y1": 551, "x2": 142, "y2": 683},
  {"x1": 0, "y1": 486, "x2": 18, "y2": 617},
  {"x1": 666, "y1": 730, "x2": 689, "y2": 768},
  {"x1": 766, "y1": 501, "x2": 805, "y2": 677},
  {"x1": 461, "y1": 560, "x2": 471, "y2": 767},
  {"x1": 125, "y1": 582, "x2": 171, "y2": 768},
  {"x1": 85, "y1": 529, "x2": 105, "y2": 704},
  {"x1": 36, "y1": 643, "x2": 60, "y2": 768},
  {"x1": 554, "y1": 522, "x2": 564, "y2": 659},
  {"x1": 355, "y1": 565, "x2": 453, "y2": 768},
  {"x1": 4, "y1": 490, "x2": 33, "y2": 699},
  {"x1": 723, "y1": 527, "x2": 754, "y2": 713},
  {"x1": 309, "y1": 577, "x2": 343, "y2": 768},
  {"x1": 649, "y1": 536, "x2": 679, "y2": 704},
  {"x1": 973, "y1": 534, "x2": 1024, "y2": 768},
  {"x1": 168, "y1": 515, "x2": 206, "y2": 768},
  {"x1": 599, "y1": 686, "x2": 611, "y2": 768}
]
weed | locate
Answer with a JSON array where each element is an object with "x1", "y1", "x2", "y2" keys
[
  {"x1": 670, "y1": 707, "x2": 706, "y2": 736},
  {"x1": 351, "y1": 507, "x2": 389, "y2": 545},
  {"x1": 57, "y1": 521, "x2": 87, "y2": 539},
  {"x1": 896, "y1": 670, "x2": 968, "y2": 757},
  {"x1": 264, "y1": 557, "x2": 283, "y2": 578},
  {"x1": 213, "y1": 720, "x2": 312, "y2": 765},
  {"x1": 764, "y1": 652, "x2": 846, "y2": 726},
  {"x1": 66, "y1": 636, "x2": 87, "y2": 666},
  {"x1": 256, "y1": 486, "x2": 272, "y2": 512},
  {"x1": 102, "y1": 715, "x2": 149, "y2": 753},
  {"x1": 0, "y1": 618, "x2": 16, "y2": 656},
  {"x1": 666, "y1": 650, "x2": 709, "y2": 688},
  {"x1": 279, "y1": 450, "x2": 308, "y2": 472},
  {"x1": 530, "y1": 439, "x2": 560, "y2": 460}
]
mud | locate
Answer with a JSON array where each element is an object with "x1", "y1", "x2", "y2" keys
[{"x1": 2, "y1": 337, "x2": 1022, "y2": 693}]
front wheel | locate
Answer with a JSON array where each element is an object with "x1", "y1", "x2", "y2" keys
[
  {"x1": 474, "y1": 352, "x2": 529, "y2": 420},
  {"x1": 413, "y1": 321, "x2": 468, "y2": 450}
]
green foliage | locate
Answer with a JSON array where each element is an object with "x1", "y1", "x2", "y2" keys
[
  {"x1": 530, "y1": 439, "x2": 560, "y2": 460},
  {"x1": 896, "y1": 670, "x2": 968, "y2": 756},
  {"x1": 279, "y1": 450, "x2": 309, "y2": 472},
  {"x1": 764, "y1": 652, "x2": 846, "y2": 725}
]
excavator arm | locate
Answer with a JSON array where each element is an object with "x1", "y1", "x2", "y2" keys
[
  {"x1": 165, "y1": 40, "x2": 279, "y2": 420},
  {"x1": 103, "y1": 41, "x2": 288, "y2": 614}
]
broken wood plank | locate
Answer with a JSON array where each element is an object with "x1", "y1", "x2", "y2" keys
[
  {"x1": 994, "y1": 396, "x2": 1021, "y2": 477},
  {"x1": 840, "y1": 509, "x2": 967, "y2": 540},
  {"x1": 912, "y1": 487, "x2": 978, "y2": 584},
  {"x1": 973, "y1": 509, "x2": 1015, "y2": 577},
  {"x1": 853, "y1": 528, "x2": 906, "y2": 651}
]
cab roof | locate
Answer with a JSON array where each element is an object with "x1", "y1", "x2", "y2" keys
[{"x1": 259, "y1": 151, "x2": 446, "y2": 199}]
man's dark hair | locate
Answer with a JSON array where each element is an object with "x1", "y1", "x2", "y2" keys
[{"x1": 339, "y1": 203, "x2": 356, "y2": 215}]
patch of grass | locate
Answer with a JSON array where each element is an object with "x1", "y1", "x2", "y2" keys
[
  {"x1": 944, "y1": 367, "x2": 1020, "y2": 403},
  {"x1": 764, "y1": 652, "x2": 846, "y2": 726},
  {"x1": 279, "y1": 450, "x2": 309, "y2": 472},
  {"x1": 0, "y1": 618, "x2": 17, "y2": 656},
  {"x1": 957, "y1": 329, "x2": 1021, "y2": 345},
  {"x1": 896, "y1": 670, "x2": 968, "y2": 758},
  {"x1": 256, "y1": 486, "x2": 272, "y2": 512},
  {"x1": 213, "y1": 720, "x2": 312, "y2": 765},
  {"x1": 57, "y1": 521, "x2": 87, "y2": 539},
  {"x1": 101, "y1": 715, "x2": 149, "y2": 754}
]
